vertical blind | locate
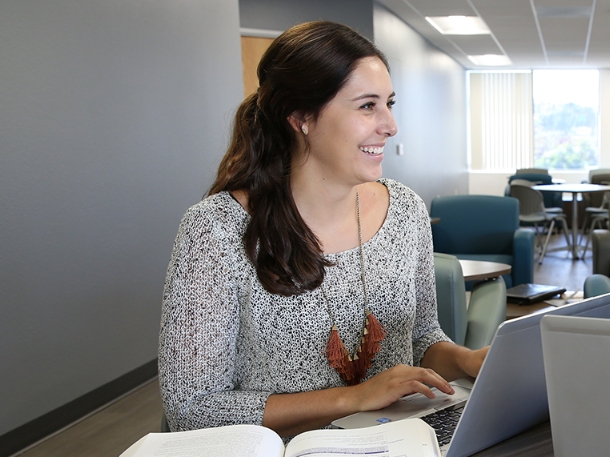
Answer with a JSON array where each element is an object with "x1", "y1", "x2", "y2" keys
[{"x1": 469, "y1": 72, "x2": 533, "y2": 171}]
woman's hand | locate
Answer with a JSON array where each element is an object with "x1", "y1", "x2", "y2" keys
[
  {"x1": 346, "y1": 364, "x2": 455, "y2": 413},
  {"x1": 264, "y1": 363, "x2": 454, "y2": 437}
]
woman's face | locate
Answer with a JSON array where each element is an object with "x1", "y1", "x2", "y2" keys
[{"x1": 300, "y1": 56, "x2": 398, "y2": 186}]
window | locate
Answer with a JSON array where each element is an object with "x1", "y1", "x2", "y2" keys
[
  {"x1": 533, "y1": 70, "x2": 599, "y2": 170},
  {"x1": 469, "y1": 70, "x2": 599, "y2": 171}
]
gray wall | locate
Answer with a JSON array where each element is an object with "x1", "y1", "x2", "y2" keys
[
  {"x1": 373, "y1": 4, "x2": 468, "y2": 207},
  {"x1": 0, "y1": 0, "x2": 243, "y2": 435},
  {"x1": 239, "y1": 0, "x2": 374, "y2": 39}
]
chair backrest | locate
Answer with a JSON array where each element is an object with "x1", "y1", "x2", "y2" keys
[
  {"x1": 592, "y1": 229, "x2": 610, "y2": 276},
  {"x1": 509, "y1": 179, "x2": 535, "y2": 187},
  {"x1": 508, "y1": 173, "x2": 552, "y2": 185},
  {"x1": 433, "y1": 252, "x2": 506, "y2": 349},
  {"x1": 430, "y1": 195, "x2": 519, "y2": 255},
  {"x1": 583, "y1": 274, "x2": 610, "y2": 299},
  {"x1": 589, "y1": 173, "x2": 610, "y2": 207},
  {"x1": 465, "y1": 277, "x2": 506, "y2": 349},
  {"x1": 433, "y1": 252, "x2": 468, "y2": 345},
  {"x1": 509, "y1": 184, "x2": 545, "y2": 216},
  {"x1": 588, "y1": 168, "x2": 610, "y2": 182},
  {"x1": 516, "y1": 168, "x2": 548, "y2": 175},
  {"x1": 508, "y1": 173, "x2": 561, "y2": 209}
]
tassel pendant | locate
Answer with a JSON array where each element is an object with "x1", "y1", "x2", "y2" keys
[{"x1": 325, "y1": 311, "x2": 386, "y2": 386}]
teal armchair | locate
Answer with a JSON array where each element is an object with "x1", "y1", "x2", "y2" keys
[
  {"x1": 433, "y1": 253, "x2": 506, "y2": 349},
  {"x1": 430, "y1": 195, "x2": 535, "y2": 288}
]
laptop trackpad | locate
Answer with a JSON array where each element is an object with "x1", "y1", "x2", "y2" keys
[{"x1": 331, "y1": 383, "x2": 472, "y2": 429}]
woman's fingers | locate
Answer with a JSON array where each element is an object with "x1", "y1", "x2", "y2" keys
[{"x1": 352, "y1": 365, "x2": 454, "y2": 412}]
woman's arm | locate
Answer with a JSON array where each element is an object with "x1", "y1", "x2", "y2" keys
[
  {"x1": 262, "y1": 364, "x2": 456, "y2": 437},
  {"x1": 159, "y1": 203, "x2": 270, "y2": 431},
  {"x1": 420, "y1": 341, "x2": 489, "y2": 381}
]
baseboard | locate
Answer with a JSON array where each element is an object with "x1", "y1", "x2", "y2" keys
[{"x1": 0, "y1": 359, "x2": 158, "y2": 457}]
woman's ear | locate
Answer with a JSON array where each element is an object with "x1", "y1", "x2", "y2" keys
[{"x1": 287, "y1": 112, "x2": 308, "y2": 135}]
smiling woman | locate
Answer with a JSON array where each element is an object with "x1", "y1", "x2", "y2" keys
[{"x1": 159, "y1": 20, "x2": 488, "y2": 442}]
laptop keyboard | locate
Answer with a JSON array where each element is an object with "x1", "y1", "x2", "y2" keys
[{"x1": 420, "y1": 401, "x2": 466, "y2": 446}]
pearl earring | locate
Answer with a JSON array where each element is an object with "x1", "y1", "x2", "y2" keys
[{"x1": 301, "y1": 125, "x2": 308, "y2": 135}]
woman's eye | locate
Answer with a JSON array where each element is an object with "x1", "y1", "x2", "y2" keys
[
  {"x1": 387, "y1": 99, "x2": 396, "y2": 109},
  {"x1": 361, "y1": 102, "x2": 375, "y2": 110}
]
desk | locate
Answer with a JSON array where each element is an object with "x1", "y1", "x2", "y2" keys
[
  {"x1": 459, "y1": 260, "x2": 511, "y2": 281},
  {"x1": 505, "y1": 291, "x2": 581, "y2": 319},
  {"x1": 534, "y1": 183, "x2": 610, "y2": 259},
  {"x1": 473, "y1": 421, "x2": 553, "y2": 456}
]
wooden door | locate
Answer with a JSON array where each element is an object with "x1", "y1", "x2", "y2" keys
[{"x1": 241, "y1": 36, "x2": 274, "y2": 98}]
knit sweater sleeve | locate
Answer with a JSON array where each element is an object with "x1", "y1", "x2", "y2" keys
[
  {"x1": 158, "y1": 199, "x2": 271, "y2": 431},
  {"x1": 407, "y1": 189, "x2": 453, "y2": 365}
]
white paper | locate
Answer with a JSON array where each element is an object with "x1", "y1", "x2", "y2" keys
[
  {"x1": 120, "y1": 424, "x2": 284, "y2": 457},
  {"x1": 284, "y1": 418, "x2": 440, "y2": 457}
]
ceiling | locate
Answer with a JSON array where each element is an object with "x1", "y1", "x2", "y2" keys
[{"x1": 378, "y1": 0, "x2": 610, "y2": 70}]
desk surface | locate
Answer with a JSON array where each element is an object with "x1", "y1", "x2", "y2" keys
[
  {"x1": 473, "y1": 421, "x2": 553, "y2": 456},
  {"x1": 459, "y1": 260, "x2": 512, "y2": 281}
]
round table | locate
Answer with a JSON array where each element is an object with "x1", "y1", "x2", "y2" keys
[{"x1": 458, "y1": 259, "x2": 512, "y2": 281}]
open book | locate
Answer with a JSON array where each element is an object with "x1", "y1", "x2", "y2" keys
[{"x1": 120, "y1": 418, "x2": 440, "y2": 457}]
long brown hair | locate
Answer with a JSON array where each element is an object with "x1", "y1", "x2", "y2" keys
[{"x1": 208, "y1": 21, "x2": 389, "y2": 296}]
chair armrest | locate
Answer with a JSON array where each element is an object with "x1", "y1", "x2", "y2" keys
[
  {"x1": 465, "y1": 277, "x2": 507, "y2": 349},
  {"x1": 583, "y1": 273, "x2": 610, "y2": 299},
  {"x1": 512, "y1": 228, "x2": 535, "y2": 286},
  {"x1": 592, "y1": 229, "x2": 610, "y2": 276}
]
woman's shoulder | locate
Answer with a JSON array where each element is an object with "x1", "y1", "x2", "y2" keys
[
  {"x1": 179, "y1": 191, "x2": 248, "y2": 236},
  {"x1": 379, "y1": 178, "x2": 425, "y2": 208}
]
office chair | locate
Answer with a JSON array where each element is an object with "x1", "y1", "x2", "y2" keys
[
  {"x1": 509, "y1": 184, "x2": 571, "y2": 264},
  {"x1": 434, "y1": 253, "x2": 506, "y2": 349},
  {"x1": 430, "y1": 194, "x2": 534, "y2": 288}
]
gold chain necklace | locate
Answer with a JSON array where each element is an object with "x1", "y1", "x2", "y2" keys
[{"x1": 323, "y1": 191, "x2": 386, "y2": 385}]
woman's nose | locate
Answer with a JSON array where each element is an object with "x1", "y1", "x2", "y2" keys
[{"x1": 379, "y1": 110, "x2": 398, "y2": 137}]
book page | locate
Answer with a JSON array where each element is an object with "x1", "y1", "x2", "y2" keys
[
  {"x1": 119, "y1": 424, "x2": 284, "y2": 457},
  {"x1": 284, "y1": 418, "x2": 440, "y2": 457}
]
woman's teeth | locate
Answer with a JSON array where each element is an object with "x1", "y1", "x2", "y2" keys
[{"x1": 360, "y1": 146, "x2": 384, "y2": 155}]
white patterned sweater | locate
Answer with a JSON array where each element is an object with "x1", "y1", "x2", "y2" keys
[{"x1": 158, "y1": 178, "x2": 451, "y2": 432}]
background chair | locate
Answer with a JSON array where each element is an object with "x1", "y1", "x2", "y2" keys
[
  {"x1": 516, "y1": 168, "x2": 548, "y2": 175},
  {"x1": 433, "y1": 253, "x2": 506, "y2": 349},
  {"x1": 580, "y1": 191, "x2": 610, "y2": 254},
  {"x1": 509, "y1": 184, "x2": 571, "y2": 264},
  {"x1": 430, "y1": 195, "x2": 535, "y2": 288},
  {"x1": 583, "y1": 274, "x2": 610, "y2": 299},
  {"x1": 583, "y1": 229, "x2": 610, "y2": 299},
  {"x1": 506, "y1": 172, "x2": 563, "y2": 211},
  {"x1": 581, "y1": 169, "x2": 610, "y2": 213},
  {"x1": 592, "y1": 229, "x2": 610, "y2": 276}
]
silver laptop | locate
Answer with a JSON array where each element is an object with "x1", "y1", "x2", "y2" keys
[
  {"x1": 332, "y1": 294, "x2": 610, "y2": 457},
  {"x1": 541, "y1": 313, "x2": 610, "y2": 457}
]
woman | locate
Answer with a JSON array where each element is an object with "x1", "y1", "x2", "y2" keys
[{"x1": 158, "y1": 20, "x2": 487, "y2": 438}]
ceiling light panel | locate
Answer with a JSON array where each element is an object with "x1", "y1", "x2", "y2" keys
[
  {"x1": 426, "y1": 16, "x2": 491, "y2": 35},
  {"x1": 468, "y1": 54, "x2": 512, "y2": 66}
]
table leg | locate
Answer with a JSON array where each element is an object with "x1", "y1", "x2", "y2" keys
[{"x1": 571, "y1": 193, "x2": 580, "y2": 259}]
